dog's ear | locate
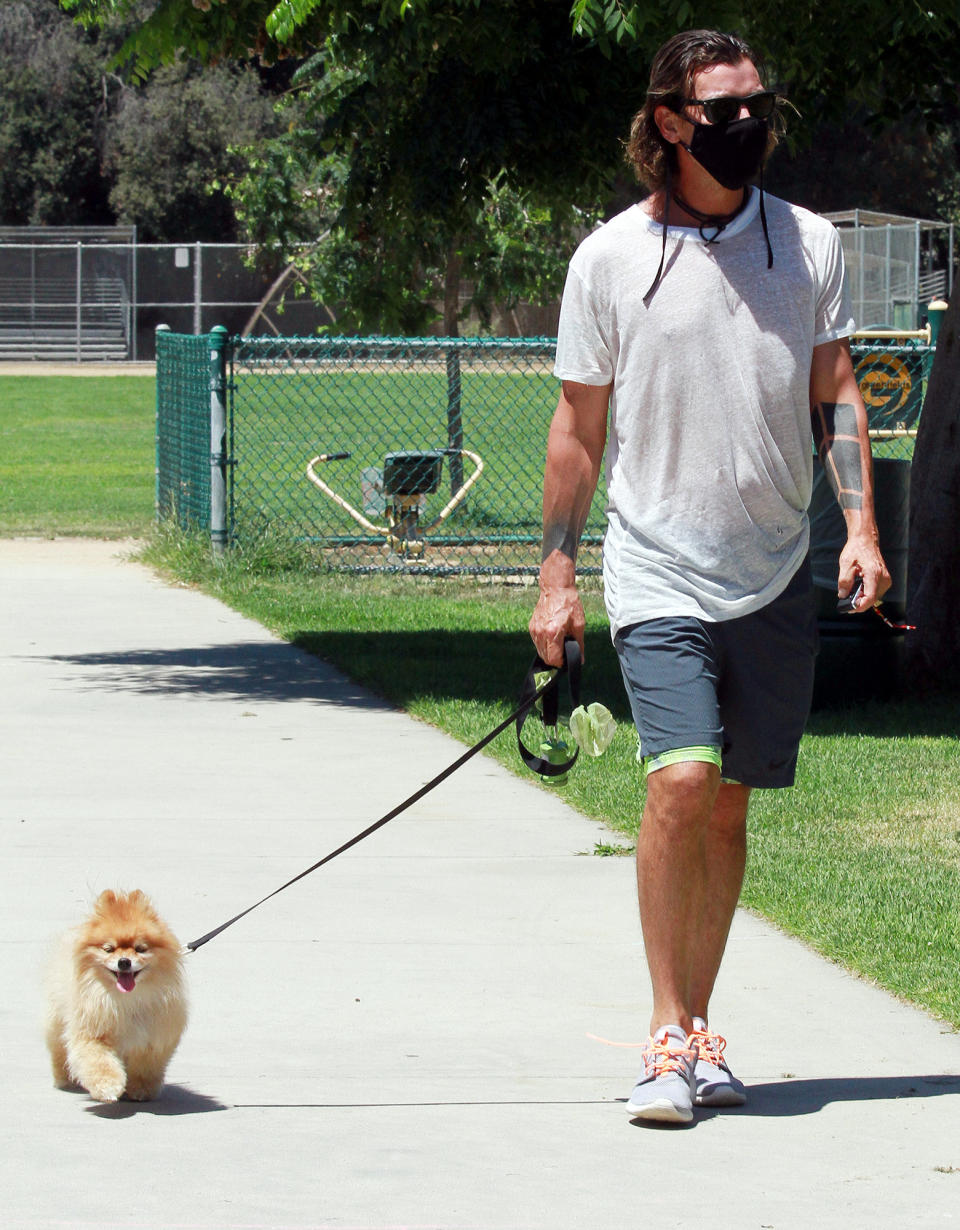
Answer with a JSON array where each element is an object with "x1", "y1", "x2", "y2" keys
[
  {"x1": 126, "y1": 889, "x2": 152, "y2": 911},
  {"x1": 95, "y1": 890, "x2": 118, "y2": 910}
]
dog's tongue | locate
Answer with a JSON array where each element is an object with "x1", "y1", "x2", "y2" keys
[{"x1": 117, "y1": 971, "x2": 137, "y2": 993}]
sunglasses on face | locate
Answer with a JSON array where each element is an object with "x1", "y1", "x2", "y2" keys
[{"x1": 682, "y1": 90, "x2": 778, "y2": 125}]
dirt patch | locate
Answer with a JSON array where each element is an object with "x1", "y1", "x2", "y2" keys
[
  {"x1": 0, "y1": 362, "x2": 155, "y2": 377},
  {"x1": 0, "y1": 536, "x2": 144, "y2": 569}
]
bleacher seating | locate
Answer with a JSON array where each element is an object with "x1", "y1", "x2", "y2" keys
[
  {"x1": 0, "y1": 226, "x2": 134, "y2": 361},
  {"x1": 0, "y1": 275, "x2": 130, "y2": 360}
]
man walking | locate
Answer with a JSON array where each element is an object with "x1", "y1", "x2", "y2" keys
[{"x1": 529, "y1": 28, "x2": 890, "y2": 1123}]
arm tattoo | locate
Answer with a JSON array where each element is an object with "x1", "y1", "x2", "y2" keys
[
  {"x1": 541, "y1": 520, "x2": 581, "y2": 565},
  {"x1": 811, "y1": 401, "x2": 863, "y2": 511}
]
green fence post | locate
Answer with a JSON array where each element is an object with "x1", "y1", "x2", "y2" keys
[
  {"x1": 154, "y1": 324, "x2": 170, "y2": 522},
  {"x1": 209, "y1": 325, "x2": 229, "y2": 555},
  {"x1": 446, "y1": 346, "x2": 464, "y2": 497}
]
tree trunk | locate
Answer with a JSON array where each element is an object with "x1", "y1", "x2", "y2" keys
[
  {"x1": 443, "y1": 245, "x2": 462, "y2": 337},
  {"x1": 905, "y1": 293, "x2": 960, "y2": 692}
]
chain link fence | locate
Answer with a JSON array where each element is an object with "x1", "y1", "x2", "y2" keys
[
  {"x1": 156, "y1": 329, "x2": 936, "y2": 576},
  {"x1": 155, "y1": 328, "x2": 213, "y2": 527},
  {"x1": 0, "y1": 233, "x2": 554, "y2": 362},
  {"x1": 4, "y1": 222, "x2": 952, "y2": 361},
  {"x1": 230, "y1": 335, "x2": 603, "y2": 574},
  {"x1": 827, "y1": 211, "x2": 954, "y2": 329},
  {"x1": 0, "y1": 239, "x2": 134, "y2": 360},
  {"x1": 0, "y1": 233, "x2": 332, "y2": 362}
]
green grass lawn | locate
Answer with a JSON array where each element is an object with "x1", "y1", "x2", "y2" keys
[
  {"x1": 5, "y1": 371, "x2": 959, "y2": 1029},
  {"x1": 0, "y1": 375, "x2": 155, "y2": 536}
]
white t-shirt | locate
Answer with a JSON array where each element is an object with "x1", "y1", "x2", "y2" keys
[{"x1": 554, "y1": 188, "x2": 855, "y2": 636}]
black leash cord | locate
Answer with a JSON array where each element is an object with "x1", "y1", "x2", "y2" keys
[{"x1": 186, "y1": 641, "x2": 580, "y2": 952}]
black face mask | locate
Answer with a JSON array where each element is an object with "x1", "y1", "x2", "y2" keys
[{"x1": 681, "y1": 115, "x2": 768, "y2": 191}]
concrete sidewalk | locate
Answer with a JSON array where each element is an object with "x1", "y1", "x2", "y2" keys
[{"x1": 2, "y1": 537, "x2": 958, "y2": 1230}]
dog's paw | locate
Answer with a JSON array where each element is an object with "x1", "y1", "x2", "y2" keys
[
  {"x1": 86, "y1": 1077, "x2": 126, "y2": 1103},
  {"x1": 124, "y1": 1079, "x2": 162, "y2": 1102},
  {"x1": 81, "y1": 1058, "x2": 127, "y2": 1103}
]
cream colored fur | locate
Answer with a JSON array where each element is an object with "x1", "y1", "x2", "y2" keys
[{"x1": 45, "y1": 890, "x2": 188, "y2": 1103}]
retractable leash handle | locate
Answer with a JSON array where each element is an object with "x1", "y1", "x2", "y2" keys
[{"x1": 516, "y1": 637, "x2": 582, "y2": 777}]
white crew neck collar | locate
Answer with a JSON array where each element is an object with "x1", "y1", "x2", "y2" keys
[{"x1": 637, "y1": 186, "x2": 760, "y2": 242}]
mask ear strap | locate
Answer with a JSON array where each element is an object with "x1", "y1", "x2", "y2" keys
[
  {"x1": 759, "y1": 166, "x2": 773, "y2": 269},
  {"x1": 643, "y1": 160, "x2": 671, "y2": 305}
]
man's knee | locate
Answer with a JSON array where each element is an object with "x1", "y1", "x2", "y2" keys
[{"x1": 644, "y1": 758, "x2": 721, "y2": 830}]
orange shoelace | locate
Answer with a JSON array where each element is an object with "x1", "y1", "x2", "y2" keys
[
  {"x1": 643, "y1": 1037, "x2": 696, "y2": 1077},
  {"x1": 587, "y1": 1032, "x2": 694, "y2": 1076},
  {"x1": 688, "y1": 1026, "x2": 728, "y2": 1065}
]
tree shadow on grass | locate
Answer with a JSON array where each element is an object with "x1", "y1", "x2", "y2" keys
[
  {"x1": 291, "y1": 627, "x2": 631, "y2": 717},
  {"x1": 805, "y1": 693, "x2": 960, "y2": 739}
]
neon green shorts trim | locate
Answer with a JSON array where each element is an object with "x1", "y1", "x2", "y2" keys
[{"x1": 638, "y1": 743, "x2": 722, "y2": 776}]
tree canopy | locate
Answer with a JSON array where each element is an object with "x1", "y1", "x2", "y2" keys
[
  {"x1": 571, "y1": 0, "x2": 960, "y2": 128},
  {"x1": 107, "y1": 58, "x2": 278, "y2": 241},
  {"x1": 0, "y1": 1, "x2": 110, "y2": 225},
  {"x1": 61, "y1": 0, "x2": 960, "y2": 129},
  {"x1": 217, "y1": 2, "x2": 640, "y2": 332},
  {"x1": 1, "y1": 1, "x2": 280, "y2": 239},
  {"x1": 53, "y1": 0, "x2": 960, "y2": 330}
]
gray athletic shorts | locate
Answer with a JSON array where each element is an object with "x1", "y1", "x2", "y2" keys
[{"x1": 613, "y1": 558, "x2": 818, "y2": 789}]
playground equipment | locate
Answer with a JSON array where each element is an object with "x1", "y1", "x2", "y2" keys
[{"x1": 306, "y1": 447, "x2": 484, "y2": 557}]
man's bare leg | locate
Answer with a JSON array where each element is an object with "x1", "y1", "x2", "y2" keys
[
  {"x1": 636, "y1": 762, "x2": 750, "y2": 1035},
  {"x1": 690, "y1": 781, "x2": 750, "y2": 1023}
]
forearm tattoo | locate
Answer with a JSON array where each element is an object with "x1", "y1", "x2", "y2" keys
[
  {"x1": 811, "y1": 401, "x2": 864, "y2": 511},
  {"x1": 541, "y1": 520, "x2": 581, "y2": 564}
]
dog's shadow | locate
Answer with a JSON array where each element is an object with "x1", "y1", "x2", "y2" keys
[{"x1": 84, "y1": 1084, "x2": 228, "y2": 1119}]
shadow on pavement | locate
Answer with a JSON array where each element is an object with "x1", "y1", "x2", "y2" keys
[
  {"x1": 733, "y1": 1073, "x2": 960, "y2": 1116},
  {"x1": 84, "y1": 1084, "x2": 229, "y2": 1119},
  {"x1": 32, "y1": 628, "x2": 634, "y2": 720},
  {"x1": 31, "y1": 643, "x2": 393, "y2": 710},
  {"x1": 618, "y1": 1074, "x2": 960, "y2": 1129}
]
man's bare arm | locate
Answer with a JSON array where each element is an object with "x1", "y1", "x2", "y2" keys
[
  {"x1": 529, "y1": 380, "x2": 610, "y2": 665},
  {"x1": 811, "y1": 399, "x2": 863, "y2": 511},
  {"x1": 810, "y1": 339, "x2": 891, "y2": 608}
]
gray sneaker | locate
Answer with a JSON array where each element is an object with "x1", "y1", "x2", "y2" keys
[
  {"x1": 689, "y1": 1017, "x2": 747, "y2": 1106},
  {"x1": 625, "y1": 1024, "x2": 697, "y2": 1123}
]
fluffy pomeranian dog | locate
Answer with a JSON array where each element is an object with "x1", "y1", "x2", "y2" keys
[{"x1": 45, "y1": 890, "x2": 188, "y2": 1102}]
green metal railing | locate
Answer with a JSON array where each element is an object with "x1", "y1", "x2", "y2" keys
[{"x1": 155, "y1": 325, "x2": 940, "y2": 574}]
